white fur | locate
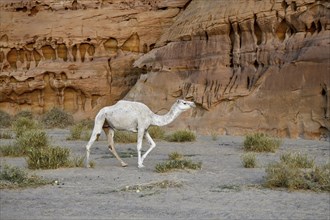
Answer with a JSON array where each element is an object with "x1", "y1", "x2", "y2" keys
[{"x1": 85, "y1": 99, "x2": 196, "y2": 168}]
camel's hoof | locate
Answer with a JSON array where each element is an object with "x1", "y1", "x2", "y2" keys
[
  {"x1": 138, "y1": 164, "x2": 145, "y2": 168},
  {"x1": 121, "y1": 163, "x2": 128, "y2": 167}
]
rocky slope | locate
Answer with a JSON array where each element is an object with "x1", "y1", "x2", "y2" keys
[{"x1": 0, "y1": 0, "x2": 329, "y2": 139}]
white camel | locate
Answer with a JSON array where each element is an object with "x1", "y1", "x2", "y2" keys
[{"x1": 85, "y1": 99, "x2": 196, "y2": 168}]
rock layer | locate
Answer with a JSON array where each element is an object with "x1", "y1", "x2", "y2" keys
[
  {"x1": 1, "y1": 0, "x2": 329, "y2": 140},
  {"x1": 128, "y1": 0, "x2": 330, "y2": 139},
  {"x1": 0, "y1": 0, "x2": 187, "y2": 118}
]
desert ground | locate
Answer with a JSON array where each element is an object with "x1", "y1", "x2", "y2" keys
[{"x1": 1, "y1": 129, "x2": 329, "y2": 220}]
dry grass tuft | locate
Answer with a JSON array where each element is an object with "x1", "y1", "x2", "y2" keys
[
  {"x1": 264, "y1": 153, "x2": 329, "y2": 192},
  {"x1": 165, "y1": 130, "x2": 196, "y2": 142},
  {"x1": 244, "y1": 133, "x2": 281, "y2": 152},
  {"x1": 0, "y1": 164, "x2": 52, "y2": 189},
  {"x1": 155, "y1": 152, "x2": 201, "y2": 173},
  {"x1": 241, "y1": 152, "x2": 257, "y2": 168}
]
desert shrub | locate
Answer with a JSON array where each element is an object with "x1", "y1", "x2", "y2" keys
[
  {"x1": 264, "y1": 155, "x2": 330, "y2": 191},
  {"x1": 0, "y1": 130, "x2": 13, "y2": 139},
  {"x1": 14, "y1": 110, "x2": 33, "y2": 120},
  {"x1": 168, "y1": 151, "x2": 184, "y2": 161},
  {"x1": 69, "y1": 155, "x2": 86, "y2": 167},
  {"x1": 16, "y1": 129, "x2": 48, "y2": 152},
  {"x1": 211, "y1": 131, "x2": 218, "y2": 141},
  {"x1": 79, "y1": 119, "x2": 94, "y2": 129},
  {"x1": 12, "y1": 117, "x2": 39, "y2": 138},
  {"x1": 67, "y1": 119, "x2": 94, "y2": 141},
  {"x1": 0, "y1": 145, "x2": 24, "y2": 157},
  {"x1": 243, "y1": 133, "x2": 281, "y2": 152},
  {"x1": 0, "y1": 110, "x2": 12, "y2": 128},
  {"x1": 241, "y1": 152, "x2": 257, "y2": 168},
  {"x1": 26, "y1": 144, "x2": 88, "y2": 169},
  {"x1": 114, "y1": 131, "x2": 137, "y2": 143},
  {"x1": 148, "y1": 126, "x2": 165, "y2": 140},
  {"x1": 41, "y1": 107, "x2": 74, "y2": 128},
  {"x1": 155, "y1": 152, "x2": 201, "y2": 173},
  {"x1": 155, "y1": 159, "x2": 202, "y2": 173},
  {"x1": 26, "y1": 146, "x2": 71, "y2": 169},
  {"x1": 165, "y1": 130, "x2": 196, "y2": 142},
  {"x1": 0, "y1": 164, "x2": 51, "y2": 189},
  {"x1": 0, "y1": 129, "x2": 47, "y2": 157},
  {"x1": 68, "y1": 123, "x2": 84, "y2": 140},
  {"x1": 280, "y1": 152, "x2": 315, "y2": 168},
  {"x1": 118, "y1": 180, "x2": 183, "y2": 193},
  {"x1": 67, "y1": 122, "x2": 91, "y2": 141}
]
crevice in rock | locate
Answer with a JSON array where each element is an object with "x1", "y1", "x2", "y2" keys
[
  {"x1": 276, "y1": 19, "x2": 289, "y2": 42},
  {"x1": 254, "y1": 15, "x2": 262, "y2": 45},
  {"x1": 41, "y1": 45, "x2": 56, "y2": 60},
  {"x1": 7, "y1": 48, "x2": 18, "y2": 70},
  {"x1": 229, "y1": 22, "x2": 235, "y2": 68},
  {"x1": 57, "y1": 44, "x2": 68, "y2": 61},
  {"x1": 33, "y1": 49, "x2": 42, "y2": 66},
  {"x1": 121, "y1": 33, "x2": 140, "y2": 52},
  {"x1": 72, "y1": 44, "x2": 77, "y2": 62},
  {"x1": 104, "y1": 37, "x2": 118, "y2": 53}
]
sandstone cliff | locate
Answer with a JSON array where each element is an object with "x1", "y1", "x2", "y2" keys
[
  {"x1": 1, "y1": 0, "x2": 329, "y2": 139},
  {"x1": 0, "y1": 0, "x2": 187, "y2": 118},
  {"x1": 128, "y1": 0, "x2": 330, "y2": 139}
]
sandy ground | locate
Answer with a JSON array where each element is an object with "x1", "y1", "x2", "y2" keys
[{"x1": 1, "y1": 129, "x2": 329, "y2": 220}]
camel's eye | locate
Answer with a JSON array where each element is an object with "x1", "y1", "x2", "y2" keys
[{"x1": 183, "y1": 103, "x2": 187, "y2": 105}]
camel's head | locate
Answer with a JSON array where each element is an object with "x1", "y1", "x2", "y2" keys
[{"x1": 176, "y1": 99, "x2": 196, "y2": 111}]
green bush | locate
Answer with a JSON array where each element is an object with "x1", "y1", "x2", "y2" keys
[
  {"x1": 155, "y1": 152, "x2": 201, "y2": 173},
  {"x1": 0, "y1": 145, "x2": 24, "y2": 157},
  {"x1": 0, "y1": 129, "x2": 47, "y2": 157},
  {"x1": 14, "y1": 110, "x2": 33, "y2": 120},
  {"x1": 12, "y1": 117, "x2": 39, "y2": 138},
  {"x1": 26, "y1": 146, "x2": 71, "y2": 169},
  {"x1": 16, "y1": 129, "x2": 48, "y2": 152},
  {"x1": 0, "y1": 130, "x2": 13, "y2": 139},
  {"x1": 68, "y1": 123, "x2": 84, "y2": 140},
  {"x1": 241, "y1": 152, "x2": 257, "y2": 168},
  {"x1": 41, "y1": 107, "x2": 74, "y2": 128},
  {"x1": 0, "y1": 110, "x2": 12, "y2": 128},
  {"x1": 0, "y1": 164, "x2": 51, "y2": 189},
  {"x1": 114, "y1": 131, "x2": 137, "y2": 143},
  {"x1": 148, "y1": 126, "x2": 165, "y2": 140},
  {"x1": 243, "y1": 133, "x2": 281, "y2": 152},
  {"x1": 280, "y1": 152, "x2": 315, "y2": 168},
  {"x1": 168, "y1": 152, "x2": 184, "y2": 161},
  {"x1": 165, "y1": 130, "x2": 196, "y2": 142},
  {"x1": 264, "y1": 156, "x2": 330, "y2": 192},
  {"x1": 67, "y1": 122, "x2": 92, "y2": 141}
]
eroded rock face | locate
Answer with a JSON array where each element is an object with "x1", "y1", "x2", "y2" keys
[
  {"x1": 128, "y1": 0, "x2": 330, "y2": 139},
  {"x1": 0, "y1": 0, "x2": 187, "y2": 119},
  {"x1": 1, "y1": 0, "x2": 329, "y2": 140}
]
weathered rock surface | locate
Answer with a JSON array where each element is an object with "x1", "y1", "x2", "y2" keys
[
  {"x1": 0, "y1": 0, "x2": 187, "y2": 118},
  {"x1": 1, "y1": 0, "x2": 329, "y2": 139},
  {"x1": 128, "y1": 0, "x2": 330, "y2": 139}
]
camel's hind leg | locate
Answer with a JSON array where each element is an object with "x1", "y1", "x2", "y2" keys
[
  {"x1": 104, "y1": 127, "x2": 128, "y2": 167},
  {"x1": 85, "y1": 114, "x2": 104, "y2": 168},
  {"x1": 85, "y1": 124, "x2": 102, "y2": 168}
]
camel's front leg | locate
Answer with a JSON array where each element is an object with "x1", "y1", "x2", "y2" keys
[
  {"x1": 141, "y1": 132, "x2": 156, "y2": 165},
  {"x1": 137, "y1": 129, "x2": 145, "y2": 168},
  {"x1": 104, "y1": 128, "x2": 128, "y2": 167}
]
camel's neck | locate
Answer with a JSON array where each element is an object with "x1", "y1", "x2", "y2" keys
[{"x1": 151, "y1": 104, "x2": 182, "y2": 127}]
